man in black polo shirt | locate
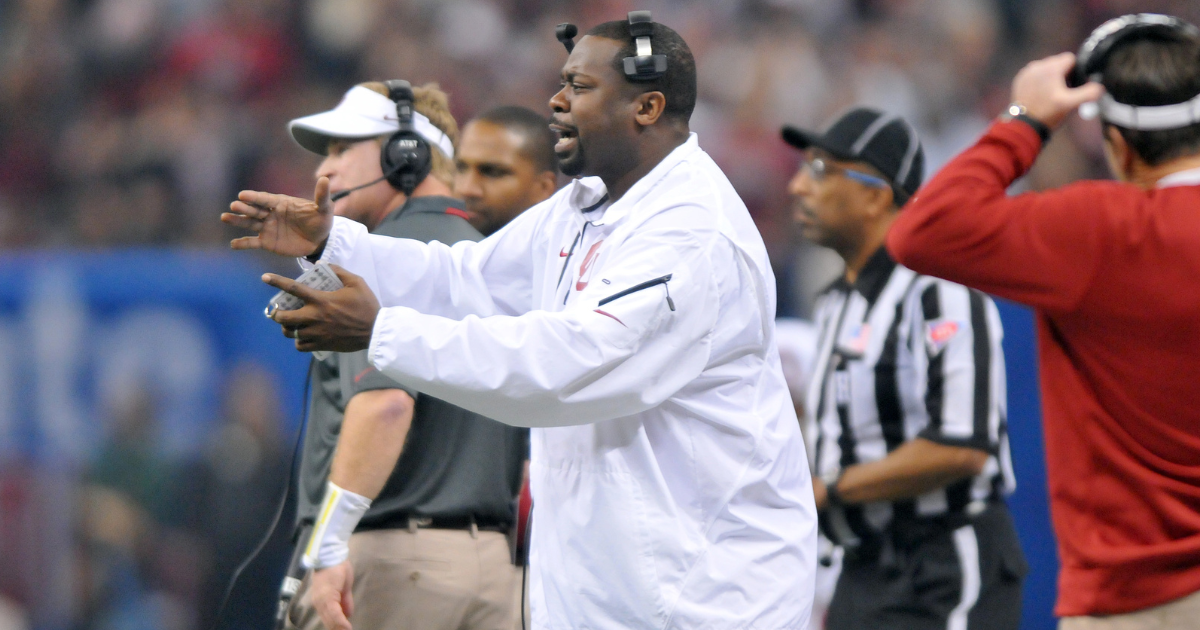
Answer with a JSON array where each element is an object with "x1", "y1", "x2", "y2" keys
[
  {"x1": 783, "y1": 108, "x2": 1027, "y2": 630},
  {"x1": 283, "y1": 82, "x2": 529, "y2": 630}
]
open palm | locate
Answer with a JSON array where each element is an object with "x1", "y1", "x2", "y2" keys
[{"x1": 223, "y1": 177, "x2": 335, "y2": 257}]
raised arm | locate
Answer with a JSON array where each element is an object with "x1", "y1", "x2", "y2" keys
[
  {"x1": 311, "y1": 208, "x2": 541, "y2": 320},
  {"x1": 366, "y1": 214, "x2": 733, "y2": 428},
  {"x1": 226, "y1": 176, "x2": 546, "y2": 320}
]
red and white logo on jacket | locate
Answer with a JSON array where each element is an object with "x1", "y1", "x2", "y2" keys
[{"x1": 576, "y1": 240, "x2": 604, "y2": 291}]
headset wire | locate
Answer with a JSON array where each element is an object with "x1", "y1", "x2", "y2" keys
[{"x1": 212, "y1": 358, "x2": 316, "y2": 630}]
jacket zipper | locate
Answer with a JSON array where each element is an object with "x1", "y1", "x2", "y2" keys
[{"x1": 598, "y1": 274, "x2": 675, "y2": 311}]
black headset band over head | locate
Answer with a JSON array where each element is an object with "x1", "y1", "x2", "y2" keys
[
  {"x1": 380, "y1": 79, "x2": 432, "y2": 196},
  {"x1": 1069, "y1": 13, "x2": 1200, "y2": 88},
  {"x1": 554, "y1": 11, "x2": 668, "y2": 82},
  {"x1": 623, "y1": 11, "x2": 667, "y2": 82}
]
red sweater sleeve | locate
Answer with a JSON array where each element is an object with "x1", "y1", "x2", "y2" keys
[{"x1": 887, "y1": 120, "x2": 1118, "y2": 312}]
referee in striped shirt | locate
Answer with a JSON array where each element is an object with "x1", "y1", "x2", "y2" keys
[{"x1": 783, "y1": 108, "x2": 1027, "y2": 630}]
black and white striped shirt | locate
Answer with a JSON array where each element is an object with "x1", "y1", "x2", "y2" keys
[{"x1": 805, "y1": 248, "x2": 1014, "y2": 540}]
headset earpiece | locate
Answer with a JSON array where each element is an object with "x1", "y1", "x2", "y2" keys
[
  {"x1": 556, "y1": 23, "x2": 577, "y2": 53},
  {"x1": 1069, "y1": 13, "x2": 1200, "y2": 87},
  {"x1": 380, "y1": 79, "x2": 432, "y2": 196},
  {"x1": 623, "y1": 11, "x2": 667, "y2": 82}
]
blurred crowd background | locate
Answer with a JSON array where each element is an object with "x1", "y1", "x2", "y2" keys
[{"x1": 2, "y1": 0, "x2": 1199, "y2": 628}]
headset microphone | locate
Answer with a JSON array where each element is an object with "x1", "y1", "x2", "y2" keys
[
  {"x1": 556, "y1": 23, "x2": 577, "y2": 53},
  {"x1": 329, "y1": 162, "x2": 405, "y2": 202}
]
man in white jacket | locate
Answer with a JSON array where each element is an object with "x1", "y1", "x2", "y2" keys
[{"x1": 224, "y1": 14, "x2": 817, "y2": 630}]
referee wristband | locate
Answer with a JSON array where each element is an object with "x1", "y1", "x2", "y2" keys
[{"x1": 302, "y1": 481, "x2": 372, "y2": 569}]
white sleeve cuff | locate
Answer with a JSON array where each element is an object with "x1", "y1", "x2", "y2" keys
[
  {"x1": 297, "y1": 216, "x2": 363, "y2": 271},
  {"x1": 321, "y1": 217, "x2": 360, "y2": 266},
  {"x1": 368, "y1": 306, "x2": 408, "y2": 372}
]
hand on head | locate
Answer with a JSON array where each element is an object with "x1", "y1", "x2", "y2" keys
[
  {"x1": 265, "y1": 265, "x2": 380, "y2": 353},
  {"x1": 1011, "y1": 52, "x2": 1107, "y2": 130},
  {"x1": 223, "y1": 177, "x2": 336, "y2": 257}
]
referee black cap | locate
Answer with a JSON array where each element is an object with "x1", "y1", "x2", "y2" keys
[{"x1": 782, "y1": 108, "x2": 925, "y2": 205}]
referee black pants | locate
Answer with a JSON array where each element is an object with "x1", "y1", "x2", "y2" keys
[{"x1": 826, "y1": 502, "x2": 1027, "y2": 630}]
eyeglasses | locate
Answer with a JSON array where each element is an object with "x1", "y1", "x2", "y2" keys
[{"x1": 801, "y1": 156, "x2": 890, "y2": 190}]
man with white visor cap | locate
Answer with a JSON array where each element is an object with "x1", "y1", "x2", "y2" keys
[
  {"x1": 280, "y1": 81, "x2": 529, "y2": 630},
  {"x1": 289, "y1": 85, "x2": 456, "y2": 164}
]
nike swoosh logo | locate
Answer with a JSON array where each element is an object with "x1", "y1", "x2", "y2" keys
[{"x1": 560, "y1": 248, "x2": 570, "y2": 257}]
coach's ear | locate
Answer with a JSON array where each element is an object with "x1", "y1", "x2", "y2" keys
[{"x1": 633, "y1": 91, "x2": 667, "y2": 128}]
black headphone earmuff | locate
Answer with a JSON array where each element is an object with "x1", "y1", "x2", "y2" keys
[
  {"x1": 380, "y1": 80, "x2": 432, "y2": 196},
  {"x1": 1069, "y1": 13, "x2": 1200, "y2": 88}
]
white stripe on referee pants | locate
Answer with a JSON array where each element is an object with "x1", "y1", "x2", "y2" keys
[{"x1": 948, "y1": 524, "x2": 982, "y2": 630}]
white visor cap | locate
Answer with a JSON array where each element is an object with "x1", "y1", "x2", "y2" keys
[{"x1": 287, "y1": 86, "x2": 455, "y2": 159}]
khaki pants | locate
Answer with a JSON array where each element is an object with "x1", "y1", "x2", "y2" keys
[
  {"x1": 286, "y1": 527, "x2": 521, "y2": 630},
  {"x1": 1059, "y1": 589, "x2": 1200, "y2": 630}
]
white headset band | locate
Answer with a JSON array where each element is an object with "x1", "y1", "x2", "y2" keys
[
  {"x1": 1097, "y1": 92, "x2": 1200, "y2": 130},
  {"x1": 635, "y1": 36, "x2": 652, "y2": 58},
  {"x1": 410, "y1": 110, "x2": 455, "y2": 159}
]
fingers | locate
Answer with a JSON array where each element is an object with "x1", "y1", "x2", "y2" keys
[
  {"x1": 272, "y1": 307, "x2": 314, "y2": 329},
  {"x1": 237, "y1": 189, "x2": 283, "y2": 210},
  {"x1": 273, "y1": 308, "x2": 324, "y2": 352},
  {"x1": 1067, "y1": 82, "x2": 1106, "y2": 107},
  {"x1": 1045, "y1": 51, "x2": 1076, "y2": 72},
  {"x1": 315, "y1": 176, "x2": 331, "y2": 211},
  {"x1": 263, "y1": 273, "x2": 321, "y2": 303},
  {"x1": 220, "y1": 212, "x2": 264, "y2": 231},
  {"x1": 230, "y1": 236, "x2": 263, "y2": 251},
  {"x1": 317, "y1": 596, "x2": 353, "y2": 630},
  {"x1": 342, "y1": 581, "x2": 355, "y2": 620},
  {"x1": 229, "y1": 199, "x2": 269, "y2": 220}
]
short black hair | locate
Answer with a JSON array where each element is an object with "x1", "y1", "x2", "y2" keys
[
  {"x1": 584, "y1": 20, "x2": 697, "y2": 123},
  {"x1": 473, "y1": 105, "x2": 558, "y2": 173},
  {"x1": 1104, "y1": 34, "x2": 1200, "y2": 165}
]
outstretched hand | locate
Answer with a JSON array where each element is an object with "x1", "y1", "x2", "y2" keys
[
  {"x1": 1011, "y1": 52, "x2": 1106, "y2": 130},
  {"x1": 267, "y1": 265, "x2": 380, "y2": 353},
  {"x1": 223, "y1": 177, "x2": 335, "y2": 257}
]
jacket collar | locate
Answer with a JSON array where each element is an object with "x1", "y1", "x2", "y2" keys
[
  {"x1": 563, "y1": 133, "x2": 701, "y2": 226},
  {"x1": 1156, "y1": 165, "x2": 1200, "y2": 188}
]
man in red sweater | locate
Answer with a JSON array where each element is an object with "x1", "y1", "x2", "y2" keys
[{"x1": 887, "y1": 14, "x2": 1200, "y2": 629}]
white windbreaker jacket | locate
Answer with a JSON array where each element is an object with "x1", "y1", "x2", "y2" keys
[{"x1": 311, "y1": 134, "x2": 817, "y2": 629}]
